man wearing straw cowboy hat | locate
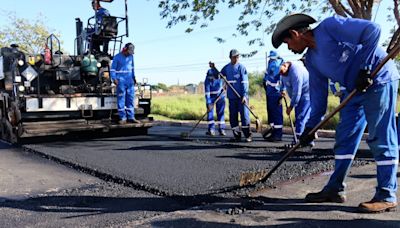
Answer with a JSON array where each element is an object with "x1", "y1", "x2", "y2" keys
[{"x1": 272, "y1": 13, "x2": 399, "y2": 213}]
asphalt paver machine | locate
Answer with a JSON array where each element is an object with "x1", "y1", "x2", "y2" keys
[{"x1": 0, "y1": 0, "x2": 153, "y2": 143}]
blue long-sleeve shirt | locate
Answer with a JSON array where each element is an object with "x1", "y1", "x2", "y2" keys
[
  {"x1": 204, "y1": 69, "x2": 224, "y2": 104},
  {"x1": 263, "y1": 58, "x2": 284, "y2": 95},
  {"x1": 305, "y1": 15, "x2": 400, "y2": 128},
  {"x1": 220, "y1": 63, "x2": 249, "y2": 99},
  {"x1": 96, "y1": 7, "x2": 110, "y2": 25},
  {"x1": 281, "y1": 61, "x2": 310, "y2": 108},
  {"x1": 110, "y1": 52, "x2": 135, "y2": 82}
]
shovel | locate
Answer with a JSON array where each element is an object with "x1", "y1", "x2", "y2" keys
[{"x1": 239, "y1": 44, "x2": 400, "y2": 187}]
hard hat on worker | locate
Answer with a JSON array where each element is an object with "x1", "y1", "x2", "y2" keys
[{"x1": 272, "y1": 13, "x2": 316, "y2": 48}]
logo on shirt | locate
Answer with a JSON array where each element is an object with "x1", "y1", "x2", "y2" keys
[
  {"x1": 339, "y1": 50, "x2": 350, "y2": 63},
  {"x1": 234, "y1": 74, "x2": 240, "y2": 79}
]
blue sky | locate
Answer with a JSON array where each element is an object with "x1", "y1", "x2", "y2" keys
[{"x1": 0, "y1": 0, "x2": 395, "y2": 85}]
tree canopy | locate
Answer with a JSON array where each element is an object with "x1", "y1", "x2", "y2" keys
[
  {"x1": 157, "y1": 0, "x2": 399, "y2": 54},
  {"x1": 0, "y1": 12, "x2": 61, "y2": 54}
]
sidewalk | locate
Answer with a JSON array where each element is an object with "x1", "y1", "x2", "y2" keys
[
  {"x1": 129, "y1": 163, "x2": 400, "y2": 227},
  {"x1": 0, "y1": 143, "x2": 99, "y2": 202}
]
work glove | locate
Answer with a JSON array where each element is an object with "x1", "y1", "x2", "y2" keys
[
  {"x1": 278, "y1": 97, "x2": 283, "y2": 106},
  {"x1": 355, "y1": 68, "x2": 373, "y2": 92},
  {"x1": 241, "y1": 97, "x2": 247, "y2": 104},
  {"x1": 334, "y1": 91, "x2": 343, "y2": 98},
  {"x1": 299, "y1": 127, "x2": 317, "y2": 147}
]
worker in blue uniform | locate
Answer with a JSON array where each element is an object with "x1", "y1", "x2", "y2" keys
[
  {"x1": 204, "y1": 62, "x2": 226, "y2": 136},
  {"x1": 263, "y1": 50, "x2": 284, "y2": 142},
  {"x1": 279, "y1": 61, "x2": 311, "y2": 145},
  {"x1": 221, "y1": 49, "x2": 252, "y2": 142},
  {"x1": 272, "y1": 13, "x2": 399, "y2": 213},
  {"x1": 88, "y1": 0, "x2": 110, "y2": 53},
  {"x1": 110, "y1": 43, "x2": 140, "y2": 124}
]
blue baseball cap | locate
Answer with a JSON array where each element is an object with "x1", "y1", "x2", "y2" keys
[{"x1": 268, "y1": 50, "x2": 279, "y2": 59}]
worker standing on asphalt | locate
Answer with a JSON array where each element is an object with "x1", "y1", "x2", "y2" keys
[
  {"x1": 221, "y1": 49, "x2": 252, "y2": 142},
  {"x1": 110, "y1": 43, "x2": 140, "y2": 124},
  {"x1": 263, "y1": 50, "x2": 284, "y2": 142},
  {"x1": 279, "y1": 61, "x2": 312, "y2": 145},
  {"x1": 204, "y1": 62, "x2": 226, "y2": 136},
  {"x1": 272, "y1": 13, "x2": 399, "y2": 213}
]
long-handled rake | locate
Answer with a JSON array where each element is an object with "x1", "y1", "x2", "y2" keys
[
  {"x1": 180, "y1": 91, "x2": 225, "y2": 138},
  {"x1": 239, "y1": 44, "x2": 400, "y2": 187}
]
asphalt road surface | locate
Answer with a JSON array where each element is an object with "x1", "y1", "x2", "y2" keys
[
  {"x1": 22, "y1": 125, "x2": 371, "y2": 196},
  {"x1": 1, "y1": 124, "x2": 397, "y2": 227}
]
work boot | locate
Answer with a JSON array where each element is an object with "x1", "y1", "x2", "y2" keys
[
  {"x1": 305, "y1": 189, "x2": 346, "y2": 203},
  {"x1": 230, "y1": 131, "x2": 241, "y2": 142},
  {"x1": 219, "y1": 129, "x2": 226, "y2": 136},
  {"x1": 118, "y1": 119, "x2": 127, "y2": 124},
  {"x1": 206, "y1": 130, "x2": 216, "y2": 136},
  {"x1": 358, "y1": 200, "x2": 397, "y2": 213},
  {"x1": 245, "y1": 136, "x2": 252, "y2": 143},
  {"x1": 127, "y1": 119, "x2": 141, "y2": 124}
]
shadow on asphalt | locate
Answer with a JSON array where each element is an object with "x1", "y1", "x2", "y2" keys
[
  {"x1": 215, "y1": 148, "x2": 373, "y2": 162},
  {"x1": 350, "y1": 172, "x2": 400, "y2": 179},
  {"x1": 0, "y1": 195, "x2": 222, "y2": 218},
  {"x1": 149, "y1": 218, "x2": 400, "y2": 228}
]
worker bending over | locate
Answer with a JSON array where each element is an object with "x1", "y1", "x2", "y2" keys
[
  {"x1": 272, "y1": 13, "x2": 399, "y2": 213},
  {"x1": 280, "y1": 60, "x2": 312, "y2": 145}
]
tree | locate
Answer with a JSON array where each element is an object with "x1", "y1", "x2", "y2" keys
[
  {"x1": 152, "y1": 82, "x2": 170, "y2": 91},
  {"x1": 0, "y1": 12, "x2": 61, "y2": 54},
  {"x1": 157, "y1": 0, "x2": 399, "y2": 54}
]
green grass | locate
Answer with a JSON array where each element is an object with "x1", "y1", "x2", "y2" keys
[
  {"x1": 151, "y1": 94, "x2": 345, "y2": 130},
  {"x1": 152, "y1": 94, "x2": 400, "y2": 130}
]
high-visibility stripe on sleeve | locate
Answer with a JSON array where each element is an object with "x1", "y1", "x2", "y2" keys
[{"x1": 266, "y1": 81, "x2": 279, "y2": 87}]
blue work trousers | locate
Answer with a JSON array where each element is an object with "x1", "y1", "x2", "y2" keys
[
  {"x1": 229, "y1": 98, "x2": 251, "y2": 137},
  {"x1": 294, "y1": 97, "x2": 311, "y2": 138},
  {"x1": 266, "y1": 93, "x2": 283, "y2": 139},
  {"x1": 207, "y1": 96, "x2": 226, "y2": 132},
  {"x1": 117, "y1": 79, "x2": 135, "y2": 120},
  {"x1": 325, "y1": 81, "x2": 399, "y2": 203}
]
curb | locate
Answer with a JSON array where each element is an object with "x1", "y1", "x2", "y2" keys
[{"x1": 153, "y1": 120, "x2": 340, "y2": 138}]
